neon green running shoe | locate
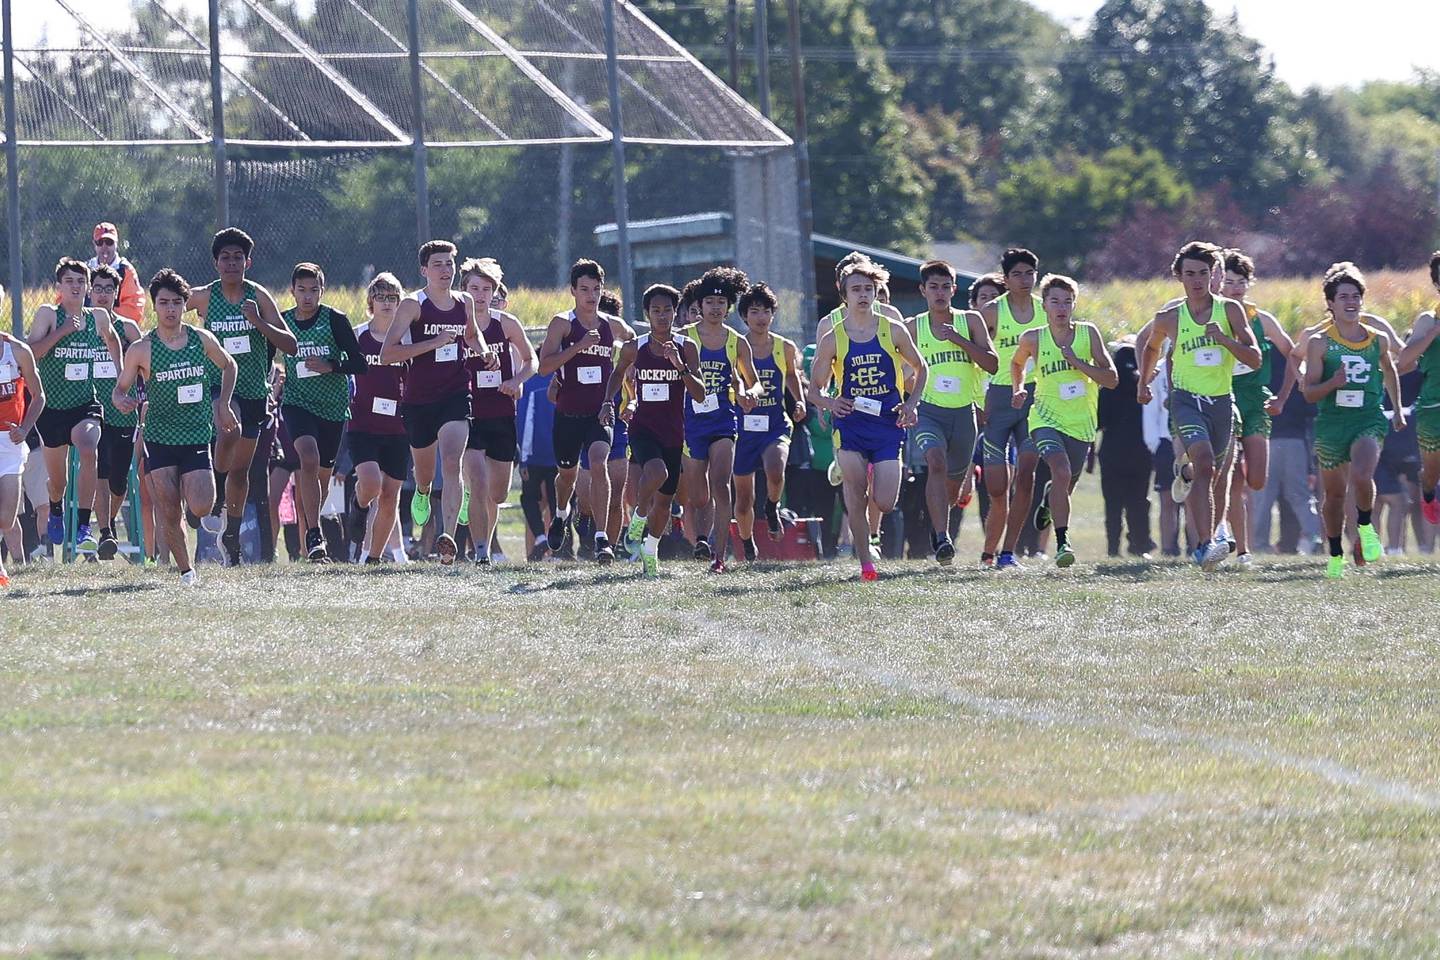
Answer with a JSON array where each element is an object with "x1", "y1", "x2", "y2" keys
[
  {"x1": 1325, "y1": 554, "x2": 1346, "y2": 580},
  {"x1": 626, "y1": 512, "x2": 647, "y2": 559},
  {"x1": 458, "y1": 487, "x2": 470, "y2": 526},
  {"x1": 1056, "y1": 543, "x2": 1075, "y2": 568},
  {"x1": 410, "y1": 488, "x2": 432, "y2": 527},
  {"x1": 1357, "y1": 523, "x2": 1382, "y2": 563},
  {"x1": 642, "y1": 551, "x2": 659, "y2": 577}
]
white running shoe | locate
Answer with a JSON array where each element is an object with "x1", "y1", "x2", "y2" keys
[
  {"x1": 1236, "y1": 552, "x2": 1254, "y2": 568},
  {"x1": 179, "y1": 569, "x2": 199, "y2": 587},
  {"x1": 1170, "y1": 459, "x2": 1193, "y2": 502},
  {"x1": 1201, "y1": 539, "x2": 1229, "y2": 572}
]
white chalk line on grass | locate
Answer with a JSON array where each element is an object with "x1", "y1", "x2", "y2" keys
[{"x1": 701, "y1": 615, "x2": 1440, "y2": 811}]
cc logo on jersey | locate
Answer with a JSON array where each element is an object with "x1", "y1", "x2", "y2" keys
[{"x1": 1341, "y1": 355, "x2": 1371, "y2": 384}]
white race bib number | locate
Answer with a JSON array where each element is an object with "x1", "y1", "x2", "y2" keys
[
  {"x1": 0, "y1": 361, "x2": 16, "y2": 382},
  {"x1": 434, "y1": 342, "x2": 458, "y2": 363},
  {"x1": 692, "y1": 393, "x2": 719, "y2": 414},
  {"x1": 1336, "y1": 389, "x2": 1365, "y2": 409},
  {"x1": 65, "y1": 362, "x2": 89, "y2": 382},
  {"x1": 1195, "y1": 347, "x2": 1222, "y2": 367},
  {"x1": 743, "y1": 414, "x2": 769, "y2": 432},
  {"x1": 296, "y1": 361, "x2": 321, "y2": 379},
  {"x1": 372, "y1": 397, "x2": 397, "y2": 416},
  {"x1": 1059, "y1": 381, "x2": 1087, "y2": 401},
  {"x1": 641, "y1": 382, "x2": 669, "y2": 403},
  {"x1": 576, "y1": 365, "x2": 603, "y2": 385},
  {"x1": 934, "y1": 374, "x2": 962, "y2": 394},
  {"x1": 853, "y1": 396, "x2": 882, "y2": 416},
  {"x1": 475, "y1": 370, "x2": 502, "y2": 389},
  {"x1": 91, "y1": 361, "x2": 117, "y2": 380},
  {"x1": 1233, "y1": 360, "x2": 1256, "y2": 376},
  {"x1": 223, "y1": 335, "x2": 251, "y2": 356},
  {"x1": 177, "y1": 383, "x2": 203, "y2": 405}
]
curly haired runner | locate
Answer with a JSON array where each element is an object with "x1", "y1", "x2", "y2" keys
[
  {"x1": 678, "y1": 265, "x2": 762, "y2": 572},
  {"x1": 1301, "y1": 263, "x2": 1406, "y2": 579}
]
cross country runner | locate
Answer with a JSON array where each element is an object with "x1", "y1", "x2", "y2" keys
[
  {"x1": 906, "y1": 259, "x2": 997, "y2": 564},
  {"x1": 734, "y1": 281, "x2": 806, "y2": 559},
  {"x1": 537, "y1": 259, "x2": 635, "y2": 563},
  {"x1": 807, "y1": 259, "x2": 927, "y2": 581},
  {"x1": 28, "y1": 256, "x2": 123, "y2": 555},
  {"x1": 679, "y1": 265, "x2": 761, "y2": 572},
  {"x1": 114, "y1": 269, "x2": 239, "y2": 585},
  {"x1": 606, "y1": 284, "x2": 706, "y2": 576},
  {"x1": 188, "y1": 228, "x2": 297, "y2": 565},
  {"x1": 979, "y1": 248, "x2": 1045, "y2": 570},
  {"x1": 1300, "y1": 263, "x2": 1404, "y2": 578},
  {"x1": 0, "y1": 329, "x2": 44, "y2": 588},
  {"x1": 460, "y1": 257, "x2": 535, "y2": 567},
  {"x1": 86, "y1": 263, "x2": 145, "y2": 560},
  {"x1": 349, "y1": 272, "x2": 410, "y2": 564},
  {"x1": 1137, "y1": 241, "x2": 1261, "y2": 571},
  {"x1": 1008, "y1": 274, "x2": 1118, "y2": 567},
  {"x1": 281, "y1": 262, "x2": 368, "y2": 562},
  {"x1": 1398, "y1": 250, "x2": 1440, "y2": 525},
  {"x1": 379, "y1": 239, "x2": 496, "y2": 565}
]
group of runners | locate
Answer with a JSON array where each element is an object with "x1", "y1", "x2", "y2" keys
[{"x1": 1, "y1": 227, "x2": 1437, "y2": 586}]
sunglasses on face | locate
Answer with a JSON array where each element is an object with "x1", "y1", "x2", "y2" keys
[{"x1": 95, "y1": 239, "x2": 116, "y2": 247}]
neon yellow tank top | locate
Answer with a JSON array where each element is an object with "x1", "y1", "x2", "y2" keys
[
  {"x1": 1171, "y1": 298, "x2": 1234, "y2": 397},
  {"x1": 990, "y1": 292, "x2": 1044, "y2": 385},
  {"x1": 1032, "y1": 324, "x2": 1099, "y2": 441},
  {"x1": 913, "y1": 309, "x2": 981, "y2": 409}
]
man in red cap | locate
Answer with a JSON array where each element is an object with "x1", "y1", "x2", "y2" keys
[{"x1": 87, "y1": 222, "x2": 144, "y2": 324}]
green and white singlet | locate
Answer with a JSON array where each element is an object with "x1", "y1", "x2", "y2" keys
[
  {"x1": 282, "y1": 306, "x2": 351, "y2": 422},
  {"x1": 37, "y1": 306, "x2": 103, "y2": 410},
  {"x1": 204, "y1": 281, "x2": 269, "y2": 401},
  {"x1": 145, "y1": 326, "x2": 215, "y2": 446}
]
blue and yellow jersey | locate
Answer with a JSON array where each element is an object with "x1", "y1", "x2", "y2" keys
[
  {"x1": 684, "y1": 325, "x2": 742, "y2": 434},
  {"x1": 748, "y1": 333, "x2": 793, "y2": 433},
  {"x1": 832, "y1": 316, "x2": 905, "y2": 417}
]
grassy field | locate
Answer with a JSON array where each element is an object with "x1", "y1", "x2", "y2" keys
[{"x1": 5, "y1": 482, "x2": 1440, "y2": 958}]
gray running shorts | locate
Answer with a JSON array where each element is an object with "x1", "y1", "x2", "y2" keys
[
  {"x1": 981, "y1": 383, "x2": 1036, "y2": 465},
  {"x1": 1031, "y1": 426, "x2": 1091, "y2": 479},
  {"x1": 1170, "y1": 389, "x2": 1234, "y2": 457},
  {"x1": 910, "y1": 401, "x2": 977, "y2": 479}
]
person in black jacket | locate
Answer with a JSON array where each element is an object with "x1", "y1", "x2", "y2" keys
[{"x1": 1097, "y1": 336, "x2": 1154, "y2": 557}]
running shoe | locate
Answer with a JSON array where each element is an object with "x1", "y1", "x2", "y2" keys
[
  {"x1": 626, "y1": 512, "x2": 648, "y2": 558},
  {"x1": 200, "y1": 514, "x2": 224, "y2": 534},
  {"x1": 528, "y1": 542, "x2": 549, "y2": 562},
  {"x1": 741, "y1": 537, "x2": 757, "y2": 562},
  {"x1": 1033, "y1": 481, "x2": 1053, "y2": 531},
  {"x1": 546, "y1": 512, "x2": 569, "y2": 552},
  {"x1": 869, "y1": 532, "x2": 881, "y2": 550},
  {"x1": 1202, "y1": 538, "x2": 1229, "y2": 572},
  {"x1": 1423, "y1": 497, "x2": 1440, "y2": 526},
  {"x1": 709, "y1": 557, "x2": 728, "y2": 574},
  {"x1": 1236, "y1": 552, "x2": 1254, "y2": 569},
  {"x1": 1325, "y1": 554, "x2": 1345, "y2": 580},
  {"x1": 764, "y1": 499, "x2": 784, "y2": 541},
  {"x1": 179, "y1": 569, "x2": 199, "y2": 587},
  {"x1": 97, "y1": 530, "x2": 119, "y2": 561},
  {"x1": 46, "y1": 512, "x2": 64, "y2": 546},
  {"x1": 933, "y1": 534, "x2": 955, "y2": 566},
  {"x1": 1055, "y1": 543, "x2": 1075, "y2": 568},
  {"x1": 305, "y1": 528, "x2": 328, "y2": 563},
  {"x1": 642, "y1": 551, "x2": 659, "y2": 577},
  {"x1": 364, "y1": 556, "x2": 382, "y2": 566},
  {"x1": 859, "y1": 561, "x2": 878, "y2": 582},
  {"x1": 693, "y1": 537, "x2": 713, "y2": 561},
  {"x1": 827, "y1": 461, "x2": 843, "y2": 487},
  {"x1": 474, "y1": 553, "x2": 491, "y2": 568},
  {"x1": 76, "y1": 524, "x2": 97, "y2": 555},
  {"x1": 221, "y1": 528, "x2": 243, "y2": 567},
  {"x1": 435, "y1": 532, "x2": 458, "y2": 565},
  {"x1": 575, "y1": 516, "x2": 595, "y2": 560},
  {"x1": 410, "y1": 488, "x2": 432, "y2": 526},
  {"x1": 458, "y1": 487, "x2": 470, "y2": 526},
  {"x1": 996, "y1": 551, "x2": 1022, "y2": 571},
  {"x1": 0, "y1": 572, "x2": 9, "y2": 588},
  {"x1": 1170, "y1": 461, "x2": 1193, "y2": 502},
  {"x1": 1357, "y1": 523, "x2": 1382, "y2": 563},
  {"x1": 595, "y1": 536, "x2": 615, "y2": 565},
  {"x1": 979, "y1": 554, "x2": 995, "y2": 570}
]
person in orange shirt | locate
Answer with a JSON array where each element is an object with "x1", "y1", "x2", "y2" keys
[
  {"x1": 1, "y1": 316, "x2": 47, "y2": 587},
  {"x1": 87, "y1": 222, "x2": 145, "y2": 324}
]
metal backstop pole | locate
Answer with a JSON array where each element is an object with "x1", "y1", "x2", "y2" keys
[
  {"x1": 3, "y1": 0, "x2": 24, "y2": 334},
  {"x1": 206, "y1": 0, "x2": 229, "y2": 230},
  {"x1": 786, "y1": 0, "x2": 816, "y2": 326},
  {"x1": 406, "y1": 0, "x2": 430, "y2": 245},
  {"x1": 603, "y1": 0, "x2": 634, "y2": 320}
]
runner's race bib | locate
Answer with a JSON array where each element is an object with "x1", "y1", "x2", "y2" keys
[
  {"x1": 372, "y1": 397, "x2": 397, "y2": 416},
  {"x1": 65, "y1": 363, "x2": 89, "y2": 381},
  {"x1": 743, "y1": 414, "x2": 769, "y2": 432},
  {"x1": 642, "y1": 383, "x2": 669, "y2": 402},
  {"x1": 297, "y1": 361, "x2": 322, "y2": 379},
  {"x1": 576, "y1": 365, "x2": 603, "y2": 385},
  {"x1": 223, "y1": 335, "x2": 251, "y2": 356},
  {"x1": 1195, "y1": 347, "x2": 1222, "y2": 367},
  {"x1": 178, "y1": 383, "x2": 203, "y2": 404},
  {"x1": 92, "y1": 360, "x2": 117, "y2": 379},
  {"x1": 1336, "y1": 389, "x2": 1365, "y2": 409},
  {"x1": 435, "y1": 342, "x2": 458, "y2": 363},
  {"x1": 475, "y1": 370, "x2": 502, "y2": 389},
  {"x1": 1233, "y1": 360, "x2": 1255, "y2": 376},
  {"x1": 934, "y1": 375, "x2": 961, "y2": 394},
  {"x1": 1059, "y1": 381, "x2": 1086, "y2": 401},
  {"x1": 692, "y1": 393, "x2": 719, "y2": 414},
  {"x1": 853, "y1": 396, "x2": 882, "y2": 416}
]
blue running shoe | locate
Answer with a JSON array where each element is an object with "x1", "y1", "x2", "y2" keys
[{"x1": 46, "y1": 512, "x2": 64, "y2": 546}]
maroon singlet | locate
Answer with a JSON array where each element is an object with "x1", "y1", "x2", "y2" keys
[
  {"x1": 467, "y1": 312, "x2": 516, "y2": 419},
  {"x1": 402, "y1": 290, "x2": 468, "y2": 404},
  {"x1": 630, "y1": 332, "x2": 688, "y2": 449},
  {"x1": 350, "y1": 324, "x2": 406, "y2": 435},
  {"x1": 554, "y1": 310, "x2": 614, "y2": 416}
]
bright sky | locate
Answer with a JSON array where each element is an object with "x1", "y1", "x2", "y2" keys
[{"x1": 1031, "y1": 0, "x2": 1440, "y2": 91}]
